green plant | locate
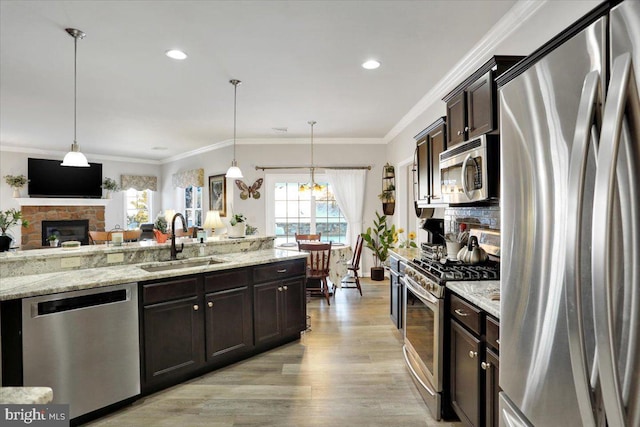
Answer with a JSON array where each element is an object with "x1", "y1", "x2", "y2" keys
[
  {"x1": 230, "y1": 213, "x2": 246, "y2": 226},
  {"x1": 378, "y1": 188, "x2": 395, "y2": 202},
  {"x1": 361, "y1": 211, "x2": 396, "y2": 268},
  {"x1": 154, "y1": 214, "x2": 168, "y2": 234},
  {"x1": 0, "y1": 209, "x2": 29, "y2": 235},
  {"x1": 47, "y1": 234, "x2": 58, "y2": 242},
  {"x1": 101, "y1": 177, "x2": 119, "y2": 191},
  {"x1": 4, "y1": 174, "x2": 28, "y2": 188},
  {"x1": 396, "y1": 228, "x2": 418, "y2": 248},
  {"x1": 246, "y1": 224, "x2": 258, "y2": 235}
]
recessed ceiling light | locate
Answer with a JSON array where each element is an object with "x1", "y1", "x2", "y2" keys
[
  {"x1": 165, "y1": 49, "x2": 187, "y2": 60},
  {"x1": 362, "y1": 59, "x2": 381, "y2": 70}
]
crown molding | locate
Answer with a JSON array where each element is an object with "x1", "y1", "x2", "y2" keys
[
  {"x1": 0, "y1": 144, "x2": 162, "y2": 165},
  {"x1": 383, "y1": 0, "x2": 547, "y2": 143}
]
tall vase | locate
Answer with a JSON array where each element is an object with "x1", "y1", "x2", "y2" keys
[{"x1": 12, "y1": 188, "x2": 20, "y2": 198}]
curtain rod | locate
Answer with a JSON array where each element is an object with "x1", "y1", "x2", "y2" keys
[{"x1": 255, "y1": 165, "x2": 371, "y2": 171}]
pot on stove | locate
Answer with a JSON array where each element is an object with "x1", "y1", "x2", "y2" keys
[{"x1": 457, "y1": 236, "x2": 488, "y2": 264}]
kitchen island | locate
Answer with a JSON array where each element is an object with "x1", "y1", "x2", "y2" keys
[{"x1": 0, "y1": 236, "x2": 309, "y2": 423}]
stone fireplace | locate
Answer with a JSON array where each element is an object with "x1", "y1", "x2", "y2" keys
[{"x1": 20, "y1": 203, "x2": 105, "y2": 249}]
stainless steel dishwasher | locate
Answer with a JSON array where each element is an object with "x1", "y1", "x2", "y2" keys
[{"x1": 22, "y1": 283, "x2": 140, "y2": 419}]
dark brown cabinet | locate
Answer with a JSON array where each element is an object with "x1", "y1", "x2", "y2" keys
[
  {"x1": 204, "y1": 268, "x2": 253, "y2": 363},
  {"x1": 443, "y1": 56, "x2": 523, "y2": 146},
  {"x1": 448, "y1": 293, "x2": 500, "y2": 427},
  {"x1": 253, "y1": 259, "x2": 306, "y2": 347},
  {"x1": 141, "y1": 276, "x2": 204, "y2": 389},
  {"x1": 415, "y1": 117, "x2": 447, "y2": 206},
  {"x1": 388, "y1": 255, "x2": 404, "y2": 329}
]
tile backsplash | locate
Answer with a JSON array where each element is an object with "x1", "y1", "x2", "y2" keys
[{"x1": 444, "y1": 205, "x2": 500, "y2": 234}]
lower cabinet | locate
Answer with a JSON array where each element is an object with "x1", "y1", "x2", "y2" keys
[
  {"x1": 448, "y1": 293, "x2": 500, "y2": 427},
  {"x1": 140, "y1": 259, "x2": 306, "y2": 393},
  {"x1": 254, "y1": 276, "x2": 306, "y2": 346},
  {"x1": 388, "y1": 255, "x2": 404, "y2": 329},
  {"x1": 141, "y1": 276, "x2": 205, "y2": 389}
]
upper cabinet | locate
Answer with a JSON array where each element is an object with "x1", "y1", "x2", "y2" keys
[
  {"x1": 415, "y1": 117, "x2": 446, "y2": 206},
  {"x1": 443, "y1": 56, "x2": 524, "y2": 146}
]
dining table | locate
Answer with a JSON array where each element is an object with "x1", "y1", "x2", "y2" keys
[{"x1": 276, "y1": 242, "x2": 353, "y2": 289}]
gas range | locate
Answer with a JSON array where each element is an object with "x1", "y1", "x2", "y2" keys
[{"x1": 404, "y1": 257, "x2": 500, "y2": 298}]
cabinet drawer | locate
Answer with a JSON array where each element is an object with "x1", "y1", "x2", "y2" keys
[
  {"x1": 486, "y1": 315, "x2": 500, "y2": 351},
  {"x1": 142, "y1": 276, "x2": 199, "y2": 305},
  {"x1": 450, "y1": 294, "x2": 482, "y2": 335},
  {"x1": 253, "y1": 260, "x2": 305, "y2": 283},
  {"x1": 205, "y1": 268, "x2": 251, "y2": 292}
]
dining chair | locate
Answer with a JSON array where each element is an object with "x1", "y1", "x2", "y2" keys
[
  {"x1": 123, "y1": 229, "x2": 141, "y2": 242},
  {"x1": 337, "y1": 234, "x2": 364, "y2": 296},
  {"x1": 295, "y1": 233, "x2": 321, "y2": 243},
  {"x1": 298, "y1": 242, "x2": 332, "y2": 305},
  {"x1": 88, "y1": 231, "x2": 111, "y2": 245}
]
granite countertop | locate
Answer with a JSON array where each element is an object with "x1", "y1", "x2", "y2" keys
[
  {"x1": 0, "y1": 249, "x2": 308, "y2": 301},
  {"x1": 446, "y1": 280, "x2": 500, "y2": 319},
  {"x1": 389, "y1": 248, "x2": 421, "y2": 263},
  {"x1": 0, "y1": 387, "x2": 53, "y2": 404}
]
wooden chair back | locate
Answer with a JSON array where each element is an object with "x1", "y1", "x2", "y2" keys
[
  {"x1": 123, "y1": 229, "x2": 141, "y2": 242},
  {"x1": 89, "y1": 229, "x2": 141, "y2": 244},
  {"x1": 298, "y1": 242, "x2": 332, "y2": 279},
  {"x1": 295, "y1": 233, "x2": 321, "y2": 242},
  {"x1": 350, "y1": 234, "x2": 364, "y2": 270}
]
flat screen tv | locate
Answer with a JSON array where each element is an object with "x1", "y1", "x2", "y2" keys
[{"x1": 28, "y1": 158, "x2": 103, "y2": 198}]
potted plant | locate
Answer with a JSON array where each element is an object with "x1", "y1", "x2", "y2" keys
[
  {"x1": 228, "y1": 213, "x2": 246, "y2": 238},
  {"x1": 0, "y1": 208, "x2": 29, "y2": 252},
  {"x1": 361, "y1": 211, "x2": 396, "y2": 281},
  {"x1": 101, "y1": 177, "x2": 119, "y2": 199},
  {"x1": 4, "y1": 174, "x2": 28, "y2": 198},
  {"x1": 383, "y1": 163, "x2": 395, "y2": 178},
  {"x1": 153, "y1": 213, "x2": 169, "y2": 243},
  {"x1": 47, "y1": 234, "x2": 59, "y2": 247},
  {"x1": 379, "y1": 185, "x2": 396, "y2": 215}
]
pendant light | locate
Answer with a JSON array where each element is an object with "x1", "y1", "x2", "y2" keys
[
  {"x1": 225, "y1": 79, "x2": 243, "y2": 178},
  {"x1": 299, "y1": 121, "x2": 322, "y2": 194},
  {"x1": 61, "y1": 28, "x2": 90, "y2": 167}
]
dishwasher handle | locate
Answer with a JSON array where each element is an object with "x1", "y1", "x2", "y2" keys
[{"x1": 36, "y1": 288, "x2": 128, "y2": 316}]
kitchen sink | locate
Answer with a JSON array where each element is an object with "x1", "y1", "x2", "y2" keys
[{"x1": 140, "y1": 257, "x2": 226, "y2": 272}]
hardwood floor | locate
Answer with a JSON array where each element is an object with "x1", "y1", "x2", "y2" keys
[{"x1": 86, "y1": 278, "x2": 461, "y2": 426}]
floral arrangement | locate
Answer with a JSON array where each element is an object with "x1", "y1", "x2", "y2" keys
[
  {"x1": 230, "y1": 213, "x2": 246, "y2": 226},
  {"x1": 101, "y1": 177, "x2": 119, "y2": 191},
  {"x1": 246, "y1": 224, "x2": 258, "y2": 235},
  {"x1": 154, "y1": 213, "x2": 168, "y2": 234},
  {"x1": 396, "y1": 228, "x2": 418, "y2": 248},
  {"x1": 4, "y1": 174, "x2": 28, "y2": 189},
  {"x1": 0, "y1": 209, "x2": 29, "y2": 235}
]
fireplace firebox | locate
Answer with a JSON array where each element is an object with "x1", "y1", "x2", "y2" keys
[{"x1": 42, "y1": 220, "x2": 90, "y2": 246}]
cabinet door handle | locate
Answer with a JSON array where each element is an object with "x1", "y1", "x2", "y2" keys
[
  {"x1": 207, "y1": 301, "x2": 213, "y2": 308},
  {"x1": 454, "y1": 308, "x2": 469, "y2": 317},
  {"x1": 496, "y1": 339, "x2": 500, "y2": 345},
  {"x1": 278, "y1": 286, "x2": 283, "y2": 292},
  {"x1": 283, "y1": 285, "x2": 288, "y2": 291},
  {"x1": 277, "y1": 269, "x2": 287, "y2": 273},
  {"x1": 193, "y1": 304, "x2": 199, "y2": 311},
  {"x1": 457, "y1": 131, "x2": 463, "y2": 136},
  {"x1": 481, "y1": 361, "x2": 491, "y2": 370},
  {"x1": 464, "y1": 126, "x2": 470, "y2": 132},
  {"x1": 469, "y1": 351, "x2": 478, "y2": 359}
]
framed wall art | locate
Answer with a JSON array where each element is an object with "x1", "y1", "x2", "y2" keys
[{"x1": 208, "y1": 174, "x2": 227, "y2": 216}]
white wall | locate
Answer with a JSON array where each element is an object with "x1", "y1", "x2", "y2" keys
[
  {"x1": 0, "y1": 150, "x2": 162, "y2": 242},
  {"x1": 385, "y1": 0, "x2": 602, "y2": 239},
  {"x1": 161, "y1": 141, "x2": 388, "y2": 271}
]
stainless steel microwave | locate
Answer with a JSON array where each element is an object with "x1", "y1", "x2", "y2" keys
[{"x1": 439, "y1": 134, "x2": 500, "y2": 204}]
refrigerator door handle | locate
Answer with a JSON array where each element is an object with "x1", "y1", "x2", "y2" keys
[
  {"x1": 592, "y1": 52, "x2": 640, "y2": 427},
  {"x1": 565, "y1": 70, "x2": 601, "y2": 427}
]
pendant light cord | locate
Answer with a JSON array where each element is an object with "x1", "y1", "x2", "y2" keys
[
  {"x1": 73, "y1": 35, "x2": 78, "y2": 145},
  {"x1": 309, "y1": 120, "x2": 316, "y2": 187},
  {"x1": 230, "y1": 79, "x2": 241, "y2": 162}
]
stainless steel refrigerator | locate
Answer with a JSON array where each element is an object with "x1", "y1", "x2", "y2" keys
[{"x1": 498, "y1": 1, "x2": 639, "y2": 426}]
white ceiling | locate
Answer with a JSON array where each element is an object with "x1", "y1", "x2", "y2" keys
[{"x1": 0, "y1": 0, "x2": 517, "y2": 161}]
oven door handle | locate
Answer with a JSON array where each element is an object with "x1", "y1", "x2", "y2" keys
[
  {"x1": 403, "y1": 346, "x2": 436, "y2": 396},
  {"x1": 402, "y1": 276, "x2": 439, "y2": 306}
]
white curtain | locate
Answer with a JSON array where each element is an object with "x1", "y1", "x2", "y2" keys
[{"x1": 325, "y1": 169, "x2": 367, "y2": 246}]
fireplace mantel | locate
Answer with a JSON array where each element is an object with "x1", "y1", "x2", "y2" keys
[{"x1": 15, "y1": 198, "x2": 110, "y2": 207}]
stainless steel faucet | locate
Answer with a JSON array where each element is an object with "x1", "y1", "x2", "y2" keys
[{"x1": 170, "y1": 213, "x2": 188, "y2": 260}]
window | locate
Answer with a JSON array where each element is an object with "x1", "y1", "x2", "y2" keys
[
  {"x1": 184, "y1": 185, "x2": 203, "y2": 227},
  {"x1": 125, "y1": 189, "x2": 152, "y2": 230},
  {"x1": 269, "y1": 174, "x2": 347, "y2": 246}
]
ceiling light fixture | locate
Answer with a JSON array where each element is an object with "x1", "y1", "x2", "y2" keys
[
  {"x1": 61, "y1": 28, "x2": 90, "y2": 167},
  {"x1": 362, "y1": 59, "x2": 381, "y2": 70},
  {"x1": 299, "y1": 121, "x2": 322, "y2": 194},
  {"x1": 165, "y1": 49, "x2": 187, "y2": 60},
  {"x1": 226, "y1": 79, "x2": 243, "y2": 179}
]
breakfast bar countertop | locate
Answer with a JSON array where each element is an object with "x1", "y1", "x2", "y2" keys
[{"x1": 0, "y1": 249, "x2": 307, "y2": 301}]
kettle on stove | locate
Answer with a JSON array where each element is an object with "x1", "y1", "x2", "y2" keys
[{"x1": 457, "y1": 236, "x2": 488, "y2": 264}]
